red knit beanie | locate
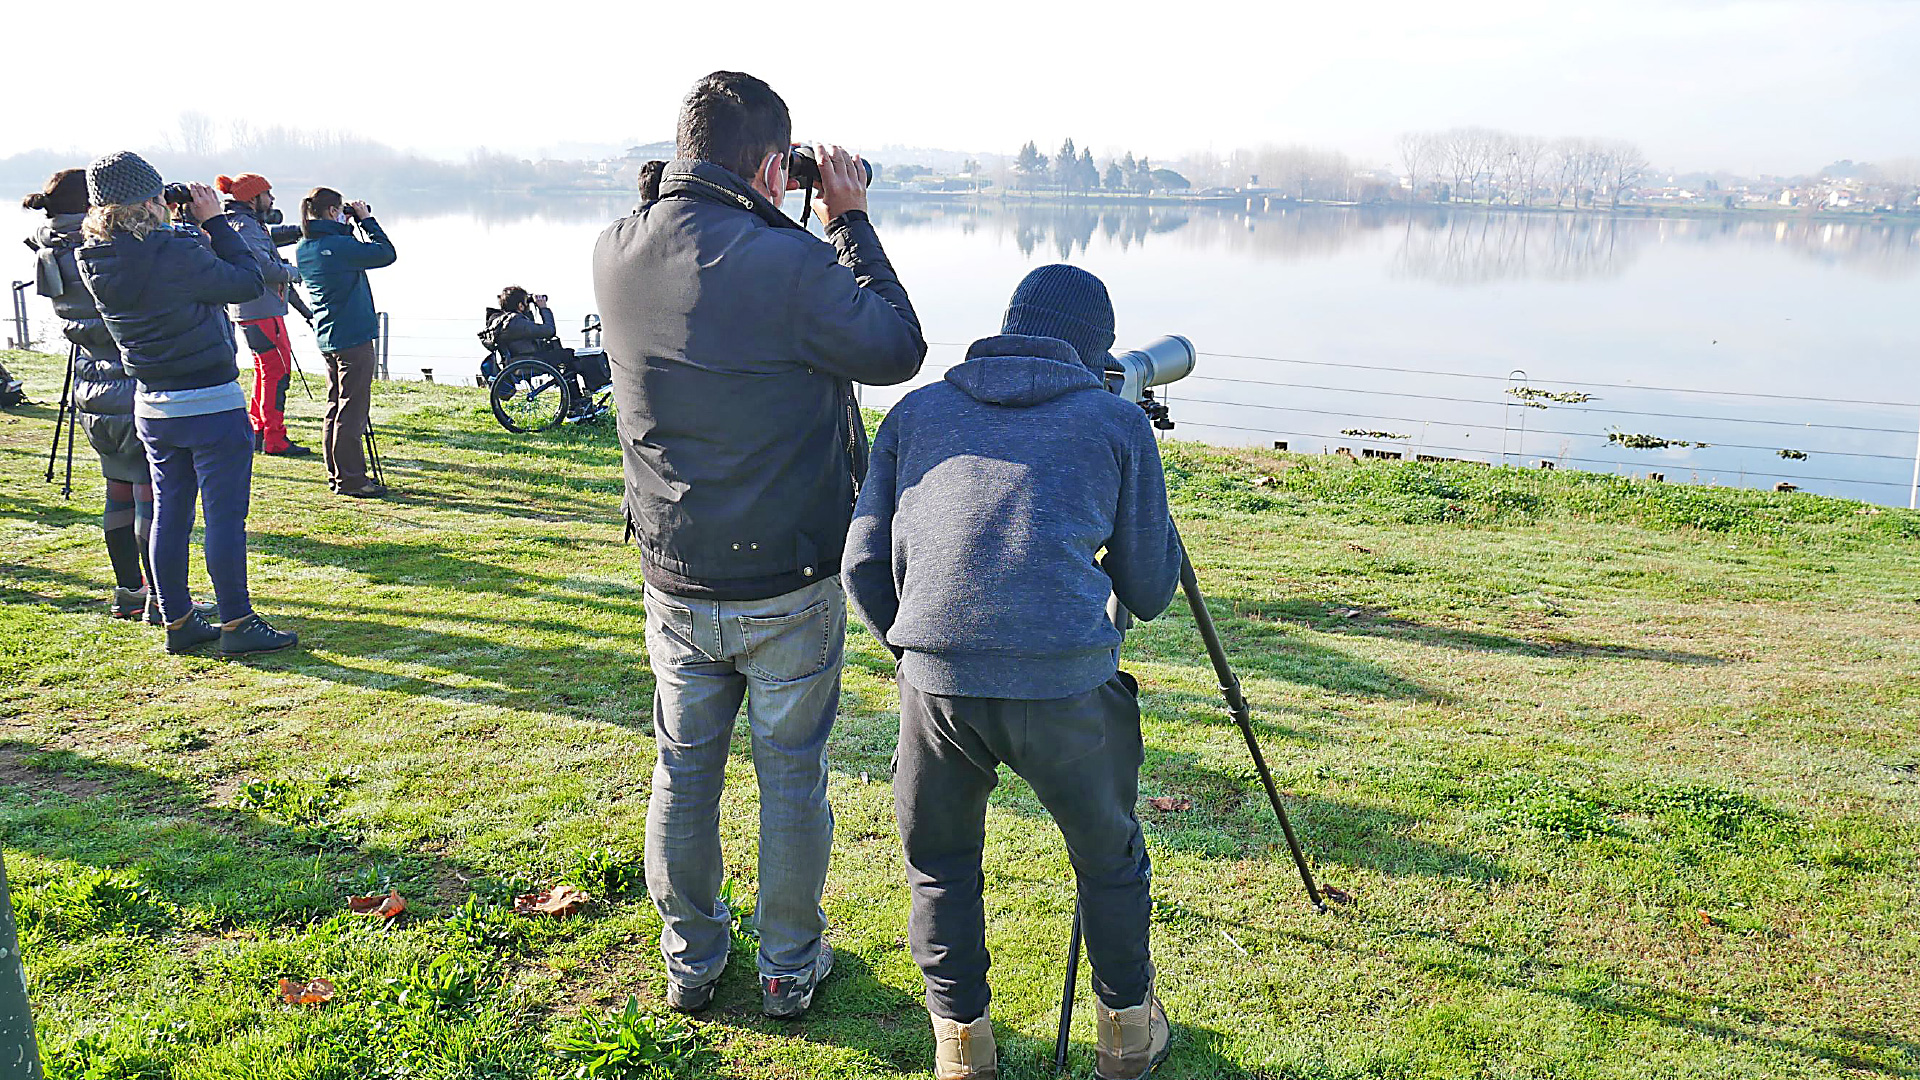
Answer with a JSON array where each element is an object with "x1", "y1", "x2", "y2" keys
[{"x1": 216, "y1": 173, "x2": 272, "y2": 202}]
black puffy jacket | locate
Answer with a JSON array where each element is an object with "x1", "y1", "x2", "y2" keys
[
  {"x1": 592, "y1": 160, "x2": 926, "y2": 599},
  {"x1": 480, "y1": 305, "x2": 560, "y2": 360},
  {"x1": 77, "y1": 216, "x2": 263, "y2": 393},
  {"x1": 27, "y1": 213, "x2": 130, "y2": 416}
]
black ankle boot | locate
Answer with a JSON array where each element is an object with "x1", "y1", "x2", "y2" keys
[
  {"x1": 220, "y1": 613, "x2": 298, "y2": 657},
  {"x1": 166, "y1": 613, "x2": 221, "y2": 654}
]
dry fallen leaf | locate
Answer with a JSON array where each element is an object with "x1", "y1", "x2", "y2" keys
[
  {"x1": 1146, "y1": 796, "x2": 1193, "y2": 813},
  {"x1": 279, "y1": 977, "x2": 335, "y2": 1006},
  {"x1": 514, "y1": 883, "x2": 590, "y2": 918},
  {"x1": 1697, "y1": 910, "x2": 1725, "y2": 928},
  {"x1": 1320, "y1": 885, "x2": 1355, "y2": 905},
  {"x1": 346, "y1": 890, "x2": 407, "y2": 919},
  {"x1": 1335, "y1": 607, "x2": 1364, "y2": 619},
  {"x1": 1251, "y1": 475, "x2": 1278, "y2": 489},
  {"x1": 1344, "y1": 543, "x2": 1373, "y2": 554}
]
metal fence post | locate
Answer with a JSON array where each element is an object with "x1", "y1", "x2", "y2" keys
[
  {"x1": 1, "y1": 853, "x2": 45, "y2": 1079},
  {"x1": 1909, "y1": 407, "x2": 1919, "y2": 511},
  {"x1": 8, "y1": 282, "x2": 31, "y2": 351},
  {"x1": 376, "y1": 312, "x2": 390, "y2": 381}
]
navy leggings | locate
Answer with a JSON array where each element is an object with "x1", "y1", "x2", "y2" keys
[{"x1": 135, "y1": 408, "x2": 254, "y2": 624}]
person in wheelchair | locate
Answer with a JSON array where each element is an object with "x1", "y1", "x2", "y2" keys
[{"x1": 480, "y1": 285, "x2": 610, "y2": 421}]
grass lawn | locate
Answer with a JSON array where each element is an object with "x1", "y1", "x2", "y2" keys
[{"x1": 2, "y1": 346, "x2": 1917, "y2": 1080}]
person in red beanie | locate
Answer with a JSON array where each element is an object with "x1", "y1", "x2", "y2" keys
[{"x1": 217, "y1": 172, "x2": 311, "y2": 456}]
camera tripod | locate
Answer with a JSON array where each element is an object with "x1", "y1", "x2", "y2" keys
[
  {"x1": 44, "y1": 344, "x2": 78, "y2": 498},
  {"x1": 1053, "y1": 546, "x2": 1325, "y2": 1072}
]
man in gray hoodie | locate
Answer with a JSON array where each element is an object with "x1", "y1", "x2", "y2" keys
[{"x1": 843, "y1": 265, "x2": 1184, "y2": 1080}]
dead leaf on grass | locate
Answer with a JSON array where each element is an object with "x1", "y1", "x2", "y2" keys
[
  {"x1": 513, "y1": 883, "x2": 590, "y2": 918},
  {"x1": 1320, "y1": 884, "x2": 1354, "y2": 905},
  {"x1": 1251, "y1": 475, "x2": 1278, "y2": 489},
  {"x1": 1344, "y1": 543, "x2": 1373, "y2": 554},
  {"x1": 1334, "y1": 607, "x2": 1364, "y2": 619},
  {"x1": 1697, "y1": 910, "x2": 1726, "y2": 928},
  {"x1": 279, "y1": 977, "x2": 335, "y2": 1006},
  {"x1": 346, "y1": 890, "x2": 407, "y2": 919},
  {"x1": 1146, "y1": 796, "x2": 1193, "y2": 812}
]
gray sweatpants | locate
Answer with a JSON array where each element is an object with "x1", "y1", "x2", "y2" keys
[
  {"x1": 894, "y1": 670, "x2": 1152, "y2": 1022},
  {"x1": 642, "y1": 576, "x2": 843, "y2": 988}
]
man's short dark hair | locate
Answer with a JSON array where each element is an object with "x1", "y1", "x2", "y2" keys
[{"x1": 677, "y1": 71, "x2": 792, "y2": 182}]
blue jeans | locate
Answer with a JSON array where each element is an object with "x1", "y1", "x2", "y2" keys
[
  {"x1": 642, "y1": 576, "x2": 843, "y2": 987},
  {"x1": 135, "y1": 409, "x2": 253, "y2": 624}
]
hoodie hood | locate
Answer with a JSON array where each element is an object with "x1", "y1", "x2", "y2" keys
[{"x1": 944, "y1": 334, "x2": 1105, "y2": 407}]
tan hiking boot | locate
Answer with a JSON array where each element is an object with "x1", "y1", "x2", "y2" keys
[
  {"x1": 1095, "y1": 987, "x2": 1170, "y2": 1080},
  {"x1": 930, "y1": 1011, "x2": 998, "y2": 1079}
]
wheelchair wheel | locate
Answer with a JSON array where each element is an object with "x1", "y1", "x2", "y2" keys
[{"x1": 491, "y1": 358, "x2": 573, "y2": 433}]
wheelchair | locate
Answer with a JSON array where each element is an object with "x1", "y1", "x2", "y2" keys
[{"x1": 482, "y1": 314, "x2": 612, "y2": 434}]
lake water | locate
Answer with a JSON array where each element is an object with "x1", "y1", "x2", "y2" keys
[{"x1": 11, "y1": 195, "x2": 1918, "y2": 506}]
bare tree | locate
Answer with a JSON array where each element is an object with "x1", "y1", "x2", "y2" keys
[
  {"x1": 173, "y1": 111, "x2": 219, "y2": 159},
  {"x1": 1396, "y1": 131, "x2": 1435, "y2": 204},
  {"x1": 1510, "y1": 134, "x2": 1546, "y2": 207},
  {"x1": 1598, "y1": 140, "x2": 1650, "y2": 210}
]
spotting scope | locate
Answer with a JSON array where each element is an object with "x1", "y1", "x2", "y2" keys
[{"x1": 1104, "y1": 334, "x2": 1196, "y2": 429}]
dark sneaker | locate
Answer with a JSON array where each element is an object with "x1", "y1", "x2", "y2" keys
[
  {"x1": 265, "y1": 441, "x2": 314, "y2": 457},
  {"x1": 253, "y1": 429, "x2": 265, "y2": 453},
  {"x1": 762, "y1": 942, "x2": 833, "y2": 1019},
  {"x1": 143, "y1": 590, "x2": 216, "y2": 627},
  {"x1": 340, "y1": 483, "x2": 388, "y2": 499},
  {"x1": 165, "y1": 612, "x2": 221, "y2": 654},
  {"x1": 667, "y1": 973, "x2": 721, "y2": 1014},
  {"x1": 111, "y1": 586, "x2": 146, "y2": 620},
  {"x1": 219, "y1": 613, "x2": 299, "y2": 657}
]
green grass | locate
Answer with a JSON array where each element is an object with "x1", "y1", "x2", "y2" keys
[{"x1": 3, "y1": 347, "x2": 1918, "y2": 1079}]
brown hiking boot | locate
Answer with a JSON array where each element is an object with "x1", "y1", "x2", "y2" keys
[
  {"x1": 1094, "y1": 978, "x2": 1170, "y2": 1080},
  {"x1": 930, "y1": 1012, "x2": 997, "y2": 1079}
]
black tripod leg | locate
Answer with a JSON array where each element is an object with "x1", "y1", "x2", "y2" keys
[
  {"x1": 1054, "y1": 908, "x2": 1082, "y2": 1073},
  {"x1": 1178, "y1": 554, "x2": 1327, "y2": 912},
  {"x1": 46, "y1": 346, "x2": 76, "y2": 484},
  {"x1": 62, "y1": 395, "x2": 76, "y2": 499}
]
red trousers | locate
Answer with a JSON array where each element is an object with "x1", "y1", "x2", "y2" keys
[{"x1": 241, "y1": 316, "x2": 295, "y2": 452}]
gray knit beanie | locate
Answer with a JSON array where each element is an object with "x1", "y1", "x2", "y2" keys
[
  {"x1": 86, "y1": 150, "x2": 165, "y2": 208},
  {"x1": 1001, "y1": 264, "x2": 1116, "y2": 373}
]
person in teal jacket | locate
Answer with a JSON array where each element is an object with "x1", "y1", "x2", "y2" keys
[{"x1": 294, "y1": 186, "x2": 395, "y2": 497}]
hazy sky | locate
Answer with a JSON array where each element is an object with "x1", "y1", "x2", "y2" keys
[{"x1": 4, "y1": 0, "x2": 1915, "y2": 175}]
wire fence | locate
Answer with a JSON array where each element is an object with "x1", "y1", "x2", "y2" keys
[{"x1": 13, "y1": 288, "x2": 1919, "y2": 507}]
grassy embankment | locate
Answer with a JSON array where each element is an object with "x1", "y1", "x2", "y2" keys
[{"x1": 2, "y1": 346, "x2": 1917, "y2": 1080}]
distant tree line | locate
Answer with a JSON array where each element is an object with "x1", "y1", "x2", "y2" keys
[
  {"x1": 1396, "y1": 128, "x2": 1651, "y2": 209},
  {"x1": 1007, "y1": 139, "x2": 1189, "y2": 194}
]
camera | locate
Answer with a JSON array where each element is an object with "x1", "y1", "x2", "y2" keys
[
  {"x1": 787, "y1": 146, "x2": 874, "y2": 188},
  {"x1": 1105, "y1": 335, "x2": 1195, "y2": 431}
]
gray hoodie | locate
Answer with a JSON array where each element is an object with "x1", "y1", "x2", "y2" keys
[
  {"x1": 843, "y1": 333, "x2": 1184, "y2": 700},
  {"x1": 224, "y1": 202, "x2": 298, "y2": 322}
]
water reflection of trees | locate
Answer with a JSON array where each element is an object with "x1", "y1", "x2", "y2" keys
[
  {"x1": 1391, "y1": 212, "x2": 1634, "y2": 284},
  {"x1": 865, "y1": 197, "x2": 1919, "y2": 281}
]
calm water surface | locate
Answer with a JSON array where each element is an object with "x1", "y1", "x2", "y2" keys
[{"x1": 12, "y1": 196, "x2": 1918, "y2": 504}]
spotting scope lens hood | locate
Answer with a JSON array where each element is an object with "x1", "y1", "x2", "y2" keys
[{"x1": 1105, "y1": 334, "x2": 1197, "y2": 403}]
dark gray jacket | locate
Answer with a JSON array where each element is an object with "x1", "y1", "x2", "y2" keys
[
  {"x1": 223, "y1": 201, "x2": 300, "y2": 322},
  {"x1": 481, "y1": 306, "x2": 559, "y2": 359},
  {"x1": 593, "y1": 160, "x2": 926, "y2": 599},
  {"x1": 843, "y1": 334, "x2": 1184, "y2": 700},
  {"x1": 27, "y1": 213, "x2": 130, "y2": 416}
]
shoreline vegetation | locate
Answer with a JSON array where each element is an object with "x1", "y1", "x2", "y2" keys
[{"x1": 3, "y1": 347, "x2": 1918, "y2": 1078}]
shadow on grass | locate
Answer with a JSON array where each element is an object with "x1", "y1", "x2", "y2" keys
[
  {"x1": 695, "y1": 947, "x2": 1282, "y2": 1080},
  {"x1": 0, "y1": 740, "x2": 486, "y2": 925},
  {"x1": 1242, "y1": 599, "x2": 1726, "y2": 665}
]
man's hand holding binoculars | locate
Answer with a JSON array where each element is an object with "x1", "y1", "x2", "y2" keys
[{"x1": 810, "y1": 144, "x2": 868, "y2": 224}]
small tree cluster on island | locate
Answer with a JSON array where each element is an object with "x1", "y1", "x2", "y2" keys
[{"x1": 1012, "y1": 140, "x2": 1185, "y2": 193}]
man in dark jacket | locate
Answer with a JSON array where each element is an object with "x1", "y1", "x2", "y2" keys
[
  {"x1": 592, "y1": 71, "x2": 925, "y2": 1020},
  {"x1": 217, "y1": 172, "x2": 310, "y2": 457},
  {"x1": 295, "y1": 189, "x2": 395, "y2": 497},
  {"x1": 843, "y1": 266, "x2": 1184, "y2": 1080}
]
